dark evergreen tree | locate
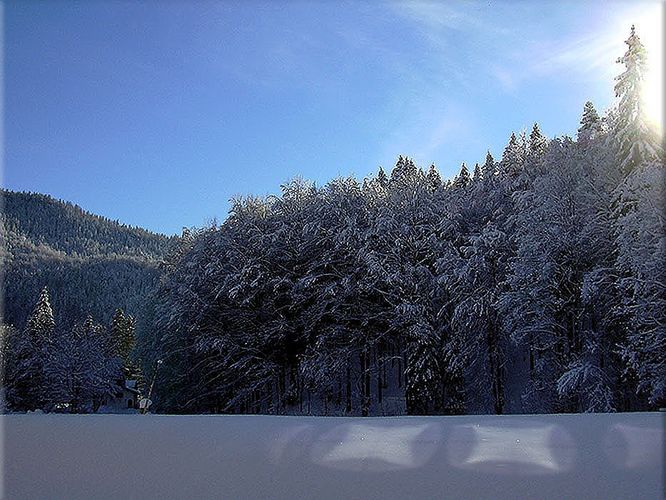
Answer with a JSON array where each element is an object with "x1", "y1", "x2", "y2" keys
[
  {"x1": 528, "y1": 123, "x2": 548, "y2": 159},
  {"x1": 12, "y1": 287, "x2": 55, "y2": 410},
  {"x1": 577, "y1": 101, "x2": 602, "y2": 145},
  {"x1": 452, "y1": 163, "x2": 471, "y2": 189},
  {"x1": 426, "y1": 164, "x2": 442, "y2": 190}
]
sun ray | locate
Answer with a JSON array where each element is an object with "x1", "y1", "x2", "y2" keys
[{"x1": 634, "y1": 6, "x2": 664, "y2": 133}]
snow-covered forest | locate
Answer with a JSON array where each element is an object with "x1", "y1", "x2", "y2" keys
[
  {"x1": 1, "y1": 27, "x2": 664, "y2": 416},
  {"x1": 141, "y1": 27, "x2": 663, "y2": 415},
  {"x1": 1, "y1": 189, "x2": 173, "y2": 328}
]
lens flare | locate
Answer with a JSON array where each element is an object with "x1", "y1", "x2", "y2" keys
[{"x1": 635, "y1": 8, "x2": 664, "y2": 133}]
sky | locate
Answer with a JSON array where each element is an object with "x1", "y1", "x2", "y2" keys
[{"x1": 3, "y1": 1, "x2": 664, "y2": 235}]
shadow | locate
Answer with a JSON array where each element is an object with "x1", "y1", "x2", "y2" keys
[
  {"x1": 268, "y1": 423, "x2": 315, "y2": 465},
  {"x1": 603, "y1": 423, "x2": 663, "y2": 469}
]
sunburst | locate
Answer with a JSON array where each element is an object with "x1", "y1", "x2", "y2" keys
[{"x1": 634, "y1": 8, "x2": 664, "y2": 134}]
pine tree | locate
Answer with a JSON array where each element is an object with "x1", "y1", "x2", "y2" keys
[
  {"x1": 13, "y1": 287, "x2": 56, "y2": 410},
  {"x1": 390, "y1": 155, "x2": 406, "y2": 183},
  {"x1": 26, "y1": 287, "x2": 55, "y2": 343},
  {"x1": 499, "y1": 132, "x2": 526, "y2": 179},
  {"x1": 110, "y1": 308, "x2": 137, "y2": 380},
  {"x1": 612, "y1": 25, "x2": 661, "y2": 172},
  {"x1": 452, "y1": 163, "x2": 471, "y2": 189},
  {"x1": 481, "y1": 151, "x2": 496, "y2": 181},
  {"x1": 376, "y1": 166, "x2": 388, "y2": 188},
  {"x1": 528, "y1": 123, "x2": 548, "y2": 159},
  {"x1": 111, "y1": 308, "x2": 135, "y2": 362},
  {"x1": 472, "y1": 163, "x2": 482, "y2": 182},
  {"x1": 405, "y1": 320, "x2": 440, "y2": 414},
  {"x1": 577, "y1": 101, "x2": 602, "y2": 145},
  {"x1": 611, "y1": 26, "x2": 665, "y2": 408},
  {"x1": 403, "y1": 157, "x2": 418, "y2": 179},
  {"x1": 426, "y1": 164, "x2": 442, "y2": 190}
]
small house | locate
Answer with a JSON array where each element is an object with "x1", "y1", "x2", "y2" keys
[{"x1": 103, "y1": 379, "x2": 140, "y2": 412}]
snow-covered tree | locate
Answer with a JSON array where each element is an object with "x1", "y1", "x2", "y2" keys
[
  {"x1": 9, "y1": 287, "x2": 55, "y2": 410},
  {"x1": 47, "y1": 316, "x2": 122, "y2": 412},
  {"x1": 609, "y1": 26, "x2": 665, "y2": 408},
  {"x1": 481, "y1": 151, "x2": 496, "y2": 181},
  {"x1": 614, "y1": 159, "x2": 665, "y2": 407},
  {"x1": 499, "y1": 132, "x2": 526, "y2": 180},
  {"x1": 612, "y1": 25, "x2": 662, "y2": 172},
  {"x1": 426, "y1": 164, "x2": 442, "y2": 190},
  {"x1": 452, "y1": 163, "x2": 471, "y2": 189},
  {"x1": 26, "y1": 287, "x2": 55, "y2": 341},
  {"x1": 578, "y1": 101, "x2": 603, "y2": 146},
  {"x1": 528, "y1": 123, "x2": 548, "y2": 159}
]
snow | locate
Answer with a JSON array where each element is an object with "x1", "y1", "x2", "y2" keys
[{"x1": 2, "y1": 412, "x2": 663, "y2": 499}]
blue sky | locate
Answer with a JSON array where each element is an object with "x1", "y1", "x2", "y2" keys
[{"x1": 4, "y1": 1, "x2": 663, "y2": 235}]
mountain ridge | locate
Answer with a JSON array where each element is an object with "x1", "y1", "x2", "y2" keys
[{"x1": 1, "y1": 189, "x2": 175, "y2": 329}]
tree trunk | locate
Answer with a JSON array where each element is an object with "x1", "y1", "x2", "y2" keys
[{"x1": 345, "y1": 366, "x2": 352, "y2": 414}]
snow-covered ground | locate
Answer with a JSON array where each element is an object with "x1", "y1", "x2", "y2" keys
[{"x1": 2, "y1": 412, "x2": 663, "y2": 499}]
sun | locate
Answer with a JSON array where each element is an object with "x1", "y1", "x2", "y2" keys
[{"x1": 634, "y1": 8, "x2": 664, "y2": 134}]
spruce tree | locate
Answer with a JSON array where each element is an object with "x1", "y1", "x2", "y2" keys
[
  {"x1": 15, "y1": 286, "x2": 56, "y2": 410},
  {"x1": 452, "y1": 163, "x2": 471, "y2": 189},
  {"x1": 612, "y1": 25, "x2": 661, "y2": 172},
  {"x1": 499, "y1": 132, "x2": 526, "y2": 179},
  {"x1": 376, "y1": 166, "x2": 388, "y2": 188},
  {"x1": 111, "y1": 308, "x2": 135, "y2": 363},
  {"x1": 426, "y1": 164, "x2": 442, "y2": 190},
  {"x1": 26, "y1": 287, "x2": 55, "y2": 343},
  {"x1": 577, "y1": 101, "x2": 602, "y2": 145},
  {"x1": 611, "y1": 26, "x2": 665, "y2": 407},
  {"x1": 389, "y1": 155, "x2": 406, "y2": 183},
  {"x1": 472, "y1": 163, "x2": 482, "y2": 182},
  {"x1": 481, "y1": 151, "x2": 496, "y2": 181},
  {"x1": 528, "y1": 123, "x2": 548, "y2": 159}
]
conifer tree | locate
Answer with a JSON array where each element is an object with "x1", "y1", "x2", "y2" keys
[
  {"x1": 111, "y1": 308, "x2": 137, "y2": 379},
  {"x1": 577, "y1": 101, "x2": 602, "y2": 145},
  {"x1": 528, "y1": 123, "x2": 548, "y2": 159},
  {"x1": 26, "y1": 287, "x2": 55, "y2": 343},
  {"x1": 111, "y1": 308, "x2": 135, "y2": 362},
  {"x1": 376, "y1": 166, "x2": 388, "y2": 188},
  {"x1": 389, "y1": 155, "x2": 406, "y2": 183},
  {"x1": 481, "y1": 151, "x2": 496, "y2": 181},
  {"x1": 499, "y1": 133, "x2": 526, "y2": 179},
  {"x1": 611, "y1": 26, "x2": 665, "y2": 407},
  {"x1": 426, "y1": 164, "x2": 442, "y2": 190},
  {"x1": 612, "y1": 25, "x2": 661, "y2": 172},
  {"x1": 452, "y1": 163, "x2": 471, "y2": 189},
  {"x1": 13, "y1": 287, "x2": 56, "y2": 409},
  {"x1": 472, "y1": 163, "x2": 482, "y2": 182}
]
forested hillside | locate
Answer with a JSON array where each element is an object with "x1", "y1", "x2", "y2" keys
[
  {"x1": 145, "y1": 26, "x2": 664, "y2": 415},
  {"x1": 1, "y1": 189, "x2": 175, "y2": 328}
]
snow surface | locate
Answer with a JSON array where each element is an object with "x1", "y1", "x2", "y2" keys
[{"x1": 2, "y1": 412, "x2": 663, "y2": 499}]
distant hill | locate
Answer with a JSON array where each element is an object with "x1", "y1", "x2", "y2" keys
[{"x1": 1, "y1": 189, "x2": 176, "y2": 329}]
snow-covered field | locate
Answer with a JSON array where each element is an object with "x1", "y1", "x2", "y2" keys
[{"x1": 2, "y1": 412, "x2": 663, "y2": 499}]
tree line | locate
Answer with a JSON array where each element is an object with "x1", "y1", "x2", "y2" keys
[{"x1": 142, "y1": 27, "x2": 663, "y2": 415}]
